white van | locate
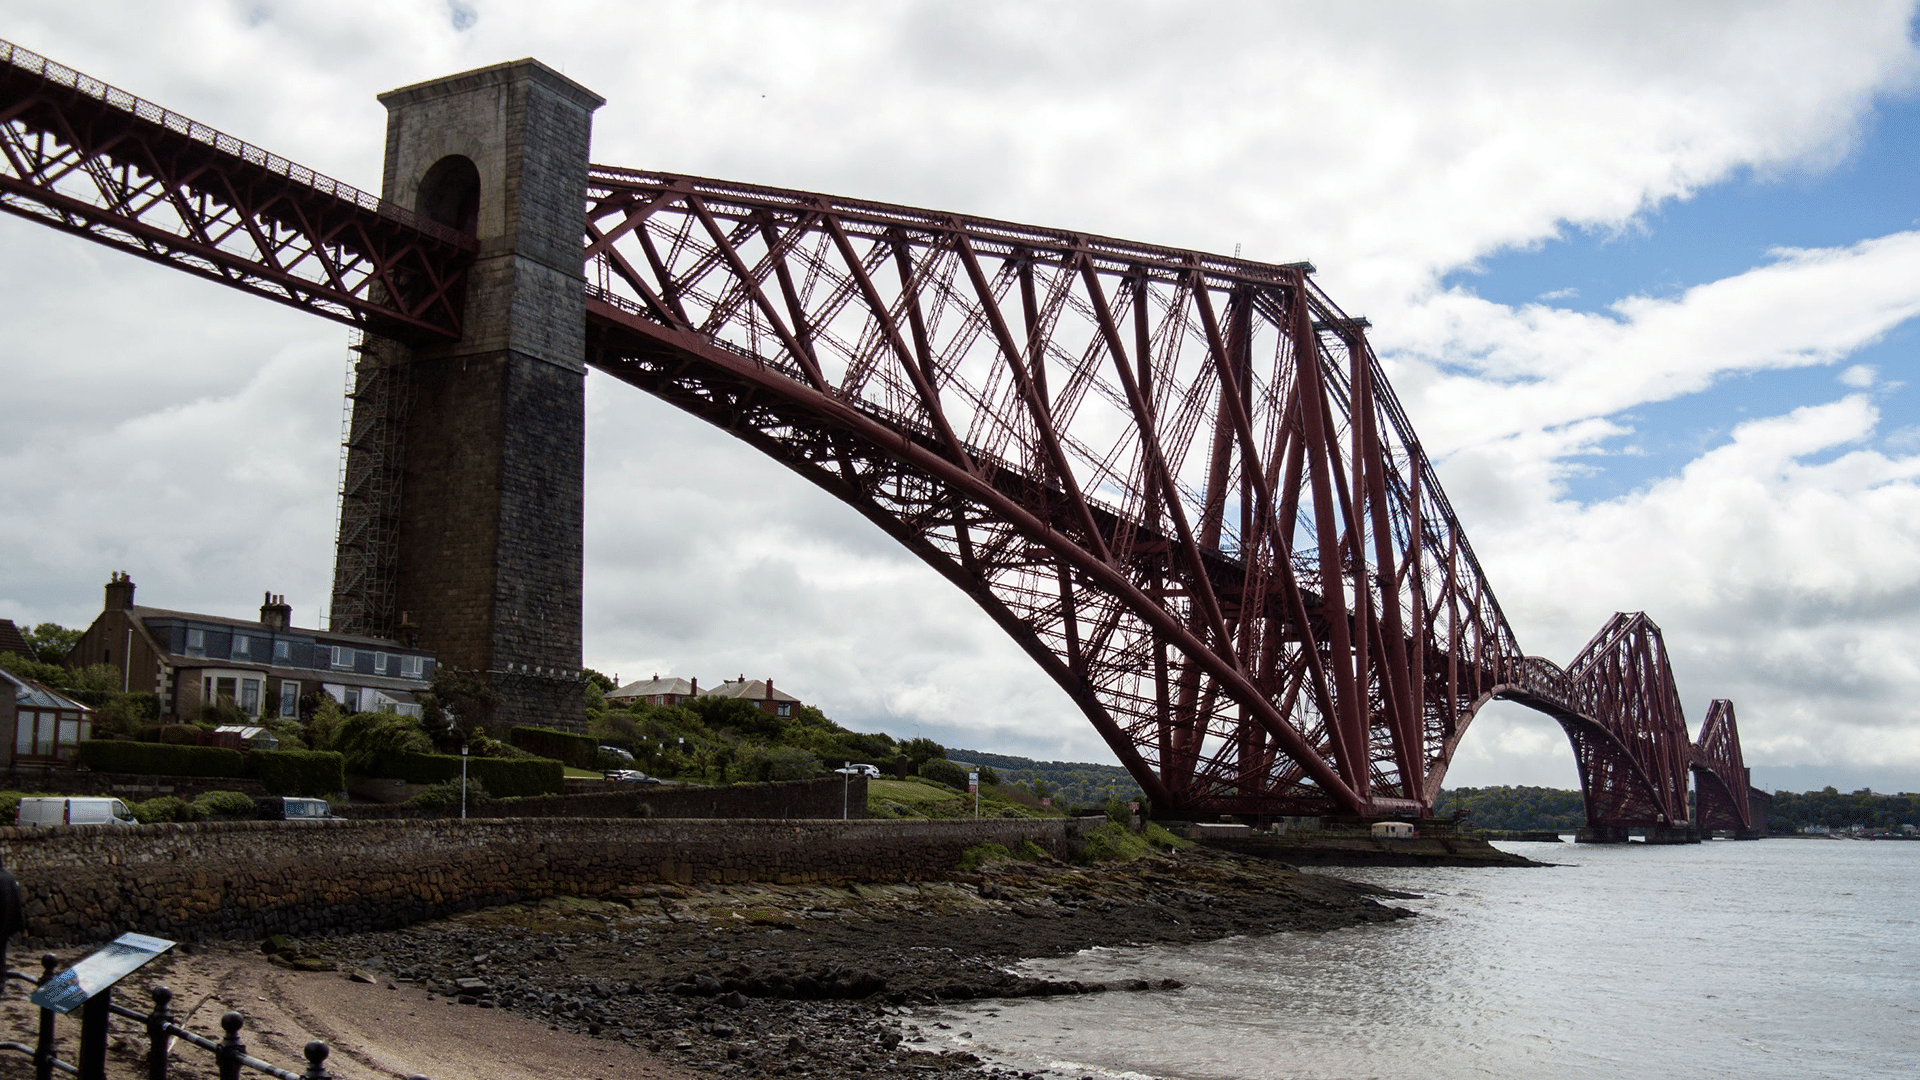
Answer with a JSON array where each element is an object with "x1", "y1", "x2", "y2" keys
[{"x1": 15, "y1": 797, "x2": 137, "y2": 828}]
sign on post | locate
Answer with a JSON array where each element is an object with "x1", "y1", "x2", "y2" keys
[{"x1": 31, "y1": 932, "x2": 174, "y2": 1014}]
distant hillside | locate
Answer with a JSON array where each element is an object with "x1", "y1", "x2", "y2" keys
[
  {"x1": 1434, "y1": 785, "x2": 1586, "y2": 831},
  {"x1": 946, "y1": 748, "x2": 1141, "y2": 810}
]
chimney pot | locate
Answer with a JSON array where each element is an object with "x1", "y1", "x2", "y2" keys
[{"x1": 104, "y1": 572, "x2": 136, "y2": 611}]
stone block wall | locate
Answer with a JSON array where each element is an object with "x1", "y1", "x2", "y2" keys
[
  {"x1": 0, "y1": 816, "x2": 1090, "y2": 946},
  {"x1": 345, "y1": 775, "x2": 863, "y2": 821}
]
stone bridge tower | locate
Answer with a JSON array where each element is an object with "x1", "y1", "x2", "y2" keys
[{"x1": 329, "y1": 60, "x2": 603, "y2": 733}]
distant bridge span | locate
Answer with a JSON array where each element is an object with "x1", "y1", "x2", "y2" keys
[{"x1": 0, "y1": 40, "x2": 1758, "y2": 834}]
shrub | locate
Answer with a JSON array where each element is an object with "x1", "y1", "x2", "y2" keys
[
  {"x1": 129, "y1": 796, "x2": 205, "y2": 824},
  {"x1": 1076, "y1": 821, "x2": 1156, "y2": 864},
  {"x1": 509, "y1": 726, "x2": 598, "y2": 769},
  {"x1": 155, "y1": 724, "x2": 207, "y2": 746},
  {"x1": 192, "y1": 790, "x2": 258, "y2": 819},
  {"x1": 248, "y1": 750, "x2": 346, "y2": 797},
  {"x1": 1015, "y1": 838, "x2": 1051, "y2": 862},
  {"x1": 75, "y1": 741, "x2": 245, "y2": 778},
  {"x1": 918, "y1": 757, "x2": 970, "y2": 790},
  {"x1": 395, "y1": 753, "x2": 563, "y2": 798},
  {"x1": 404, "y1": 777, "x2": 491, "y2": 809},
  {"x1": 322, "y1": 711, "x2": 433, "y2": 775},
  {"x1": 955, "y1": 842, "x2": 1012, "y2": 872},
  {"x1": 734, "y1": 745, "x2": 825, "y2": 783}
]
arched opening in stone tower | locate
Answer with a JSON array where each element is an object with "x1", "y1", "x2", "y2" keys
[{"x1": 417, "y1": 154, "x2": 480, "y2": 234}]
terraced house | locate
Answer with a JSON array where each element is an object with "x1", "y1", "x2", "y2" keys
[{"x1": 68, "y1": 573, "x2": 437, "y2": 721}]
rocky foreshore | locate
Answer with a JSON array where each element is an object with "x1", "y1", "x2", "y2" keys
[{"x1": 287, "y1": 847, "x2": 1418, "y2": 1080}]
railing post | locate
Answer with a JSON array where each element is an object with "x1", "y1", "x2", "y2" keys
[
  {"x1": 214, "y1": 1012, "x2": 245, "y2": 1080},
  {"x1": 146, "y1": 985, "x2": 172, "y2": 1080},
  {"x1": 301, "y1": 1040, "x2": 332, "y2": 1080},
  {"x1": 34, "y1": 954, "x2": 57, "y2": 1080}
]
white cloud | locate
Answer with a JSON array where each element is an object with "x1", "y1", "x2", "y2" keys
[{"x1": 4, "y1": 1, "x2": 1920, "y2": 786}]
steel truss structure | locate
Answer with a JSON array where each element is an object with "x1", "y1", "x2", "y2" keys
[
  {"x1": 0, "y1": 39, "x2": 475, "y2": 342},
  {"x1": 0, "y1": 38, "x2": 1755, "y2": 826},
  {"x1": 1691, "y1": 699, "x2": 1755, "y2": 832}
]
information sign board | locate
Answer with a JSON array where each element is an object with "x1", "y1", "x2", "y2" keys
[{"x1": 30, "y1": 932, "x2": 176, "y2": 1014}]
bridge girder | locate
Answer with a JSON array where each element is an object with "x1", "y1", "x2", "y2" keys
[{"x1": 0, "y1": 38, "x2": 1755, "y2": 826}]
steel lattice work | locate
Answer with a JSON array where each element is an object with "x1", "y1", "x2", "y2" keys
[
  {"x1": 0, "y1": 39, "x2": 475, "y2": 342},
  {"x1": 1692, "y1": 699, "x2": 1755, "y2": 833},
  {"x1": 0, "y1": 38, "x2": 1756, "y2": 826},
  {"x1": 580, "y1": 167, "x2": 1537, "y2": 817}
]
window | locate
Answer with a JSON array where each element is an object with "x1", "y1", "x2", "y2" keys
[
  {"x1": 373, "y1": 651, "x2": 389, "y2": 675},
  {"x1": 331, "y1": 646, "x2": 355, "y2": 670},
  {"x1": 232, "y1": 636, "x2": 251, "y2": 659},
  {"x1": 343, "y1": 688, "x2": 361, "y2": 712},
  {"x1": 401, "y1": 655, "x2": 425, "y2": 679},
  {"x1": 280, "y1": 681, "x2": 300, "y2": 718},
  {"x1": 274, "y1": 640, "x2": 291, "y2": 664},
  {"x1": 776, "y1": 702, "x2": 793, "y2": 717},
  {"x1": 214, "y1": 676, "x2": 238, "y2": 706},
  {"x1": 240, "y1": 678, "x2": 262, "y2": 716},
  {"x1": 185, "y1": 628, "x2": 206, "y2": 657},
  {"x1": 15, "y1": 712, "x2": 35, "y2": 756}
]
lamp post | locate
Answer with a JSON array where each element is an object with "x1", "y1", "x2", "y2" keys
[{"x1": 460, "y1": 743, "x2": 469, "y2": 820}]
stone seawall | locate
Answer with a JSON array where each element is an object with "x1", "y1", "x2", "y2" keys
[
  {"x1": 347, "y1": 775, "x2": 863, "y2": 820},
  {"x1": 0, "y1": 816, "x2": 1089, "y2": 946}
]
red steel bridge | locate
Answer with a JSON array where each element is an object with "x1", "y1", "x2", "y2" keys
[{"x1": 0, "y1": 39, "x2": 1759, "y2": 837}]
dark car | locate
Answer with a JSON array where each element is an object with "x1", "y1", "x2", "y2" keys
[
  {"x1": 254, "y1": 796, "x2": 335, "y2": 820},
  {"x1": 604, "y1": 769, "x2": 662, "y2": 784}
]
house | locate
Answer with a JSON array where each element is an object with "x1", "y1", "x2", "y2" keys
[
  {"x1": 65, "y1": 573, "x2": 437, "y2": 721},
  {"x1": 0, "y1": 619, "x2": 34, "y2": 660},
  {"x1": 701, "y1": 675, "x2": 802, "y2": 718},
  {"x1": 608, "y1": 674, "x2": 699, "y2": 707},
  {"x1": 1, "y1": 667, "x2": 93, "y2": 767}
]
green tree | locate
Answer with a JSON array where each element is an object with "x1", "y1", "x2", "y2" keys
[{"x1": 24, "y1": 623, "x2": 83, "y2": 665}]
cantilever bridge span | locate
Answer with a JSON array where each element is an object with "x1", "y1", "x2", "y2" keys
[{"x1": 0, "y1": 40, "x2": 1757, "y2": 835}]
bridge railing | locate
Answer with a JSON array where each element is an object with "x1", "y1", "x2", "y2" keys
[
  {"x1": 0, "y1": 37, "x2": 473, "y2": 252},
  {"x1": 1506, "y1": 655, "x2": 1576, "y2": 711}
]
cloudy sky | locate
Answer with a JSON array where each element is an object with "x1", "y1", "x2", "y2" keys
[{"x1": 3, "y1": 1, "x2": 1919, "y2": 794}]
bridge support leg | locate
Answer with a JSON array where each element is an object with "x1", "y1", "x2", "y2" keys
[
  {"x1": 331, "y1": 60, "x2": 604, "y2": 733},
  {"x1": 1643, "y1": 825, "x2": 1701, "y2": 845},
  {"x1": 1575, "y1": 826, "x2": 1630, "y2": 844}
]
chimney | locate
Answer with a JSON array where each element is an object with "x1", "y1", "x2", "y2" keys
[
  {"x1": 766, "y1": 678, "x2": 774, "y2": 699},
  {"x1": 397, "y1": 610, "x2": 419, "y2": 648},
  {"x1": 691, "y1": 676, "x2": 698, "y2": 696},
  {"x1": 260, "y1": 592, "x2": 293, "y2": 630},
  {"x1": 104, "y1": 571, "x2": 135, "y2": 611}
]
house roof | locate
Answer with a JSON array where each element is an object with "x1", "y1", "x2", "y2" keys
[
  {"x1": 610, "y1": 675, "x2": 695, "y2": 700},
  {"x1": 131, "y1": 606, "x2": 420, "y2": 651},
  {"x1": 1, "y1": 668, "x2": 91, "y2": 712},
  {"x1": 702, "y1": 677, "x2": 800, "y2": 704},
  {"x1": 0, "y1": 619, "x2": 34, "y2": 660}
]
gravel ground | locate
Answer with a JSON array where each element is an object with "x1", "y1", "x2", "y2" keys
[{"x1": 0, "y1": 847, "x2": 1415, "y2": 1080}]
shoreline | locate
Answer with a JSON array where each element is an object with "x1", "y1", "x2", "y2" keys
[{"x1": 304, "y1": 846, "x2": 1417, "y2": 1080}]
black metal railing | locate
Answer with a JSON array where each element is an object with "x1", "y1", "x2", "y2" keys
[{"x1": 2, "y1": 955, "x2": 428, "y2": 1080}]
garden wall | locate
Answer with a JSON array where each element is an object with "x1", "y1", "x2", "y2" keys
[
  {"x1": 345, "y1": 775, "x2": 863, "y2": 820},
  {"x1": 0, "y1": 815, "x2": 1091, "y2": 946}
]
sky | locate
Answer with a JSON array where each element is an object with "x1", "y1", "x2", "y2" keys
[{"x1": 3, "y1": 1, "x2": 1920, "y2": 795}]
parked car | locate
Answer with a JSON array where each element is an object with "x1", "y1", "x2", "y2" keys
[
  {"x1": 253, "y1": 796, "x2": 334, "y2": 820},
  {"x1": 604, "y1": 769, "x2": 662, "y2": 784},
  {"x1": 15, "y1": 797, "x2": 136, "y2": 828},
  {"x1": 838, "y1": 763, "x2": 882, "y2": 778},
  {"x1": 599, "y1": 745, "x2": 635, "y2": 763}
]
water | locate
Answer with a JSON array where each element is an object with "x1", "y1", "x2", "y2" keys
[{"x1": 914, "y1": 839, "x2": 1920, "y2": 1079}]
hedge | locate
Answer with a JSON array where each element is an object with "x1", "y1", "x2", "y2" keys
[
  {"x1": 248, "y1": 750, "x2": 346, "y2": 797},
  {"x1": 394, "y1": 752, "x2": 564, "y2": 798},
  {"x1": 508, "y1": 725, "x2": 598, "y2": 769},
  {"x1": 75, "y1": 740, "x2": 244, "y2": 778}
]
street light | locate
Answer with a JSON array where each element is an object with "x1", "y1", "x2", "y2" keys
[{"x1": 460, "y1": 743, "x2": 469, "y2": 820}]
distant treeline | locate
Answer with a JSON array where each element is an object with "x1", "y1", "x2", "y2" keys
[
  {"x1": 1433, "y1": 786, "x2": 1586, "y2": 831},
  {"x1": 946, "y1": 748, "x2": 1141, "y2": 810},
  {"x1": 1435, "y1": 784, "x2": 1920, "y2": 834},
  {"x1": 1768, "y1": 788, "x2": 1920, "y2": 832}
]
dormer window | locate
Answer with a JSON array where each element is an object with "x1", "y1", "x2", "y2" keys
[
  {"x1": 185, "y1": 628, "x2": 206, "y2": 657},
  {"x1": 331, "y1": 646, "x2": 356, "y2": 670},
  {"x1": 232, "y1": 636, "x2": 251, "y2": 659}
]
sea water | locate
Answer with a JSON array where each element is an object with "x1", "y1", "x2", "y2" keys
[{"x1": 913, "y1": 839, "x2": 1920, "y2": 1079}]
